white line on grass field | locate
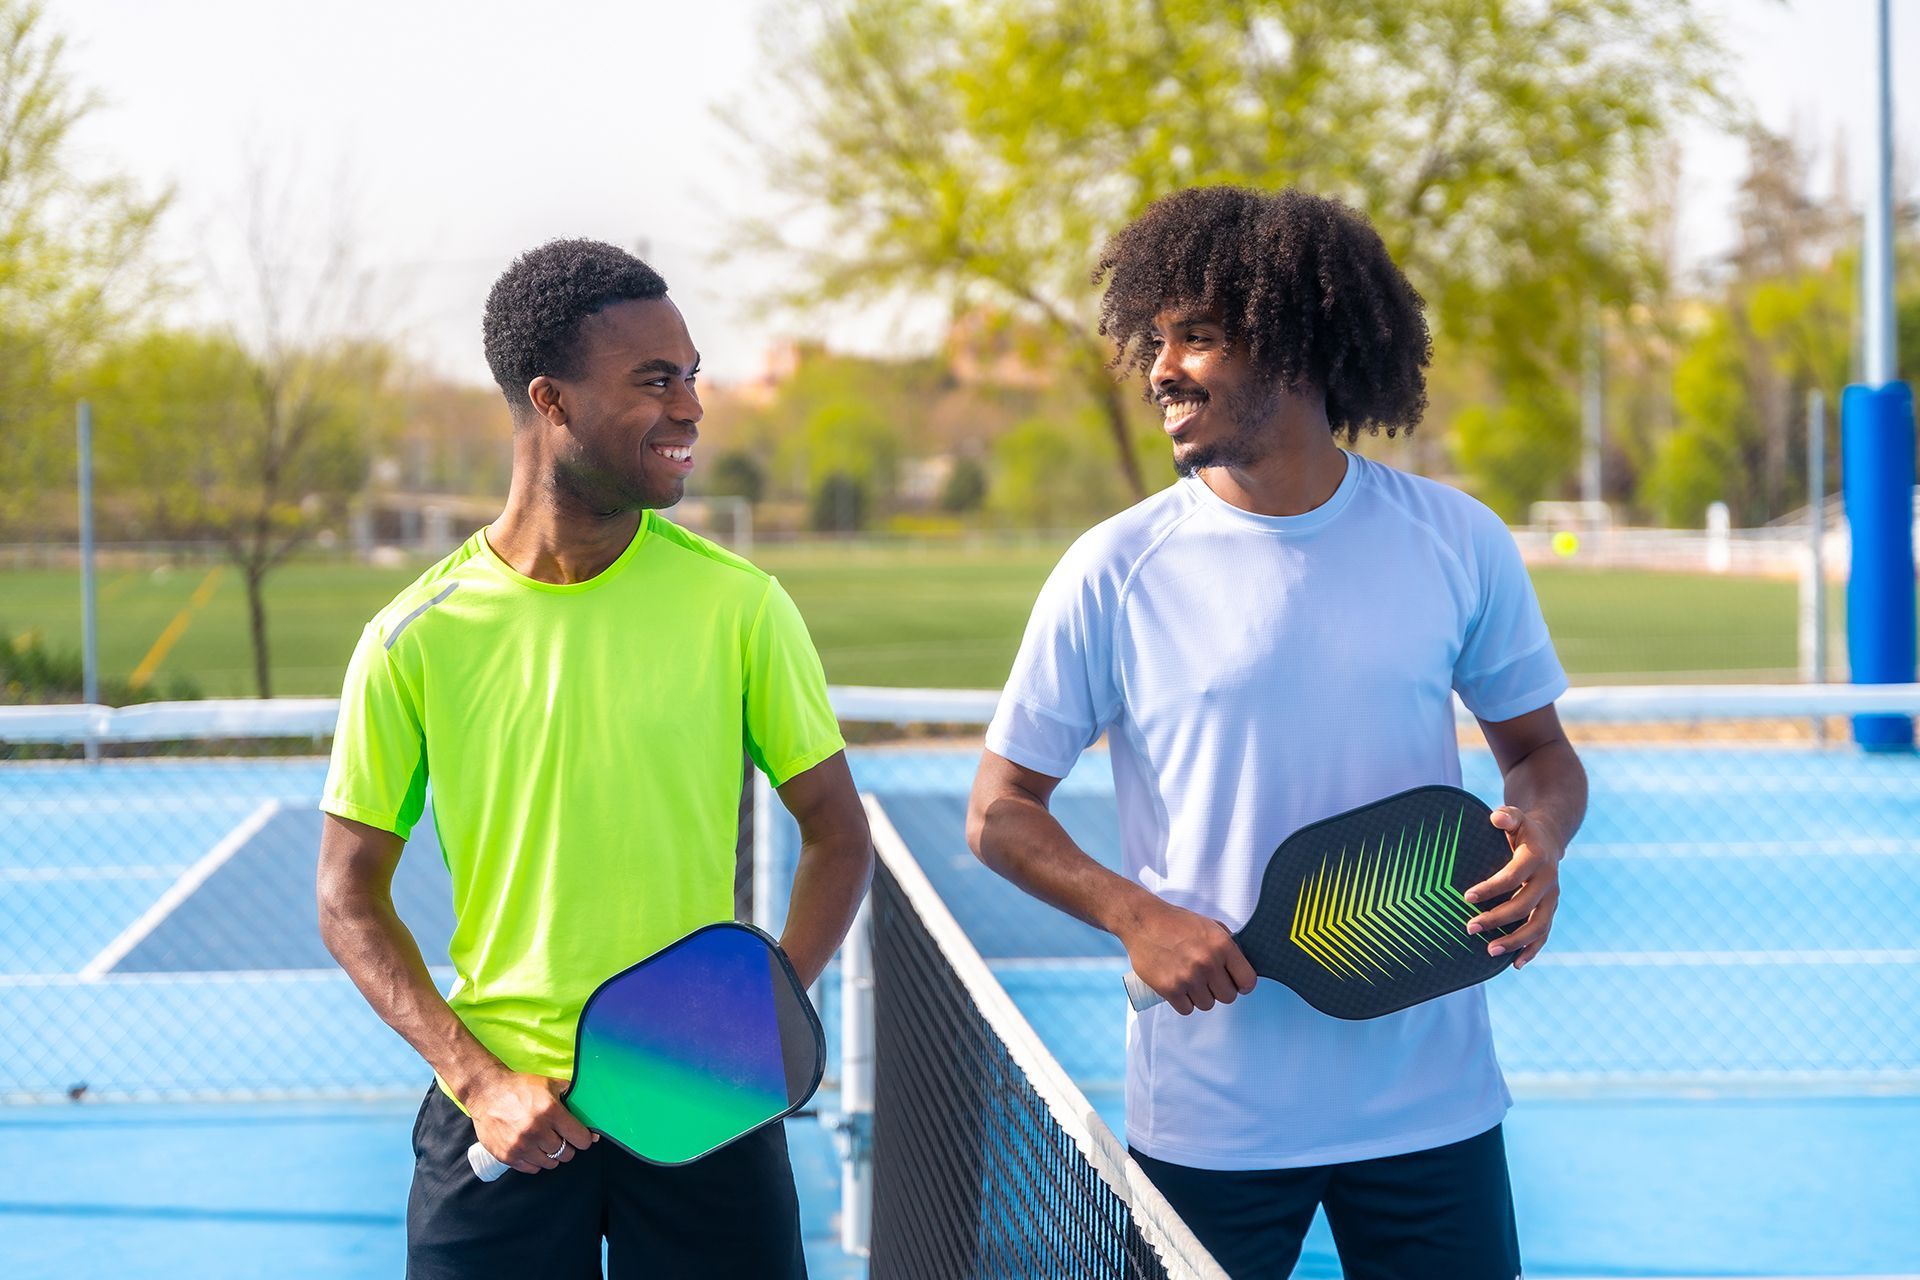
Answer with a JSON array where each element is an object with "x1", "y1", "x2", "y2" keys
[{"x1": 78, "y1": 800, "x2": 280, "y2": 979}]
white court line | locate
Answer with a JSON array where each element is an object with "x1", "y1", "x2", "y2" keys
[
  {"x1": 988, "y1": 951, "x2": 1920, "y2": 969},
  {"x1": 1577, "y1": 838, "x2": 1920, "y2": 859},
  {"x1": 0, "y1": 795, "x2": 309, "y2": 817},
  {"x1": 988, "y1": 956, "x2": 1126, "y2": 971},
  {"x1": 78, "y1": 801, "x2": 281, "y2": 979},
  {"x1": 0, "y1": 967, "x2": 456, "y2": 988},
  {"x1": 1534, "y1": 950, "x2": 1920, "y2": 968},
  {"x1": 0, "y1": 866, "x2": 182, "y2": 883}
]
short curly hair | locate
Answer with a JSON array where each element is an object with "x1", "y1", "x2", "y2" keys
[
  {"x1": 482, "y1": 239, "x2": 669, "y2": 415},
  {"x1": 1094, "y1": 186, "x2": 1431, "y2": 440}
]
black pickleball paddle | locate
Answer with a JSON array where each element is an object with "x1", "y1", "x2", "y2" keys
[{"x1": 1122, "y1": 785, "x2": 1520, "y2": 1019}]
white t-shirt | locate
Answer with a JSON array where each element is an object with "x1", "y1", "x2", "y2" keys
[{"x1": 985, "y1": 452, "x2": 1568, "y2": 1170}]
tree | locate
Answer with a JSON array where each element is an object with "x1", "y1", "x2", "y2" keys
[
  {"x1": 1641, "y1": 311, "x2": 1750, "y2": 526},
  {"x1": 989, "y1": 413, "x2": 1131, "y2": 529},
  {"x1": 939, "y1": 455, "x2": 988, "y2": 513},
  {"x1": 1450, "y1": 389, "x2": 1580, "y2": 523},
  {"x1": 0, "y1": 0, "x2": 167, "y2": 534},
  {"x1": 809, "y1": 472, "x2": 868, "y2": 532},
  {"x1": 742, "y1": 0, "x2": 1725, "y2": 504},
  {"x1": 81, "y1": 330, "x2": 254, "y2": 538},
  {"x1": 80, "y1": 326, "x2": 394, "y2": 694},
  {"x1": 216, "y1": 332, "x2": 394, "y2": 698},
  {"x1": 78, "y1": 160, "x2": 403, "y2": 698},
  {"x1": 1636, "y1": 125, "x2": 1874, "y2": 527},
  {"x1": 794, "y1": 399, "x2": 901, "y2": 502},
  {"x1": 197, "y1": 161, "x2": 405, "y2": 696},
  {"x1": 703, "y1": 451, "x2": 768, "y2": 504}
]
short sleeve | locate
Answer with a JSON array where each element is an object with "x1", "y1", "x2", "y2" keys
[
  {"x1": 744, "y1": 578, "x2": 845, "y2": 786},
  {"x1": 984, "y1": 546, "x2": 1120, "y2": 779},
  {"x1": 321, "y1": 623, "x2": 429, "y2": 840},
  {"x1": 1452, "y1": 515, "x2": 1569, "y2": 722}
]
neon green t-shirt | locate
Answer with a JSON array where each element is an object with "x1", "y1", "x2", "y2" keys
[{"x1": 320, "y1": 511, "x2": 844, "y2": 1086}]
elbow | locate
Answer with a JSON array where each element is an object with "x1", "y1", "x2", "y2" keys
[
  {"x1": 314, "y1": 865, "x2": 372, "y2": 967},
  {"x1": 848, "y1": 810, "x2": 877, "y2": 886},
  {"x1": 314, "y1": 877, "x2": 351, "y2": 963},
  {"x1": 964, "y1": 795, "x2": 991, "y2": 865}
]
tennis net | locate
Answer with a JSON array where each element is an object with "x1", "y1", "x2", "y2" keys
[{"x1": 864, "y1": 799, "x2": 1225, "y2": 1280}]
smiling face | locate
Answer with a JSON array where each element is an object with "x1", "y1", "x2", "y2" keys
[
  {"x1": 528, "y1": 297, "x2": 704, "y2": 511},
  {"x1": 1146, "y1": 308, "x2": 1286, "y2": 478}
]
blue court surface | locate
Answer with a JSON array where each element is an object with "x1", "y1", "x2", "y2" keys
[{"x1": 4, "y1": 743, "x2": 1918, "y2": 1277}]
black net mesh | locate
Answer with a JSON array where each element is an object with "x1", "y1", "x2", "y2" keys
[{"x1": 868, "y1": 858, "x2": 1212, "y2": 1280}]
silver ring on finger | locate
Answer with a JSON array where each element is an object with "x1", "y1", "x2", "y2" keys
[{"x1": 545, "y1": 1140, "x2": 568, "y2": 1160}]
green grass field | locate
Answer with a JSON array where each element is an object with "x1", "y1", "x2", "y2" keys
[{"x1": 0, "y1": 542, "x2": 1841, "y2": 699}]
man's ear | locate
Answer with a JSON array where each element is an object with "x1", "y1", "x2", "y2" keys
[{"x1": 527, "y1": 375, "x2": 567, "y2": 428}]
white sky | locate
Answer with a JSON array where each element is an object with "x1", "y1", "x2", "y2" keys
[{"x1": 54, "y1": 0, "x2": 1920, "y2": 386}]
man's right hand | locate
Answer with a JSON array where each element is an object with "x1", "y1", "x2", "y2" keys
[
  {"x1": 1119, "y1": 897, "x2": 1258, "y2": 1016},
  {"x1": 462, "y1": 1068, "x2": 596, "y2": 1174}
]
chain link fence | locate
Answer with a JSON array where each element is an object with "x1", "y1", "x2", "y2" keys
[
  {"x1": 2, "y1": 688, "x2": 1917, "y2": 1103},
  {"x1": 766, "y1": 686, "x2": 1920, "y2": 1103}
]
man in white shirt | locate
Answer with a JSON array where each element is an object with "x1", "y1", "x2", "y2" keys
[{"x1": 967, "y1": 186, "x2": 1588, "y2": 1279}]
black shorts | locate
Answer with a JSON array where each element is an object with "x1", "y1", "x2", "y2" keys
[
  {"x1": 1132, "y1": 1124, "x2": 1522, "y2": 1280},
  {"x1": 406, "y1": 1085, "x2": 808, "y2": 1280}
]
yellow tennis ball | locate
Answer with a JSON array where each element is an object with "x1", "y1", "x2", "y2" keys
[{"x1": 1552, "y1": 531, "x2": 1580, "y2": 558}]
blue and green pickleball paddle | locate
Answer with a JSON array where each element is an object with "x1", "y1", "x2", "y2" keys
[
  {"x1": 467, "y1": 922, "x2": 824, "y2": 1179},
  {"x1": 1122, "y1": 785, "x2": 1522, "y2": 1019}
]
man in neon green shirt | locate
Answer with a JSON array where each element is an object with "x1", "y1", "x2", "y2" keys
[{"x1": 317, "y1": 239, "x2": 871, "y2": 1279}]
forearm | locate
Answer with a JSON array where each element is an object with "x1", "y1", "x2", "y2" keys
[
  {"x1": 1500, "y1": 737, "x2": 1589, "y2": 854},
  {"x1": 968, "y1": 754, "x2": 1251, "y2": 1014},
  {"x1": 780, "y1": 826, "x2": 873, "y2": 988},
  {"x1": 970, "y1": 786, "x2": 1152, "y2": 938},
  {"x1": 319, "y1": 890, "x2": 502, "y2": 1102}
]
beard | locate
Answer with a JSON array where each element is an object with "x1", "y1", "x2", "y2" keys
[
  {"x1": 553, "y1": 436, "x2": 672, "y2": 513},
  {"x1": 1170, "y1": 380, "x2": 1285, "y2": 478}
]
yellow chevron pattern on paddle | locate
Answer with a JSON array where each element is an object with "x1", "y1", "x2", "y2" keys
[{"x1": 1288, "y1": 808, "x2": 1483, "y2": 981}]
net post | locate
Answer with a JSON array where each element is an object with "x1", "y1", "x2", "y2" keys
[
  {"x1": 751, "y1": 770, "x2": 779, "y2": 934},
  {"x1": 836, "y1": 892, "x2": 874, "y2": 1257}
]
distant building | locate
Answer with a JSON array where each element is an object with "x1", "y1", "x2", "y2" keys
[
  {"x1": 945, "y1": 308, "x2": 1056, "y2": 391},
  {"x1": 731, "y1": 341, "x2": 807, "y2": 408},
  {"x1": 898, "y1": 456, "x2": 955, "y2": 507}
]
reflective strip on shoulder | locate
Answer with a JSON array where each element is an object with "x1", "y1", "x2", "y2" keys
[{"x1": 384, "y1": 583, "x2": 460, "y2": 650}]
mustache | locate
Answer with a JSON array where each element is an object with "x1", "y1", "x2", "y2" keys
[{"x1": 1148, "y1": 387, "x2": 1209, "y2": 408}]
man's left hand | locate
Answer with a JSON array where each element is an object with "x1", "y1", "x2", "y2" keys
[{"x1": 1462, "y1": 806, "x2": 1565, "y2": 970}]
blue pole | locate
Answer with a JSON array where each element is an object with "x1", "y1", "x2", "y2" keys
[{"x1": 1842, "y1": 383, "x2": 1915, "y2": 750}]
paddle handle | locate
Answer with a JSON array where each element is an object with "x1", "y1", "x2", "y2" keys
[
  {"x1": 1122, "y1": 970, "x2": 1167, "y2": 1011},
  {"x1": 467, "y1": 1141, "x2": 511, "y2": 1182}
]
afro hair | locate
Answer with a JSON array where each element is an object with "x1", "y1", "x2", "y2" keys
[{"x1": 1094, "y1": 187, "x2": 1431, "y2": 440}]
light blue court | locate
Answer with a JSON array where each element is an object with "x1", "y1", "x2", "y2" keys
[
  {"x1": 4, "y1": 742, "x2": 1918, "y2": 1277},
  {"x1": 0, "y1": 1099, "x2": 861, "y2": 1280},
  {"x1": 804, "y1": 746, "x2": 1920, "y2": 1278}
]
